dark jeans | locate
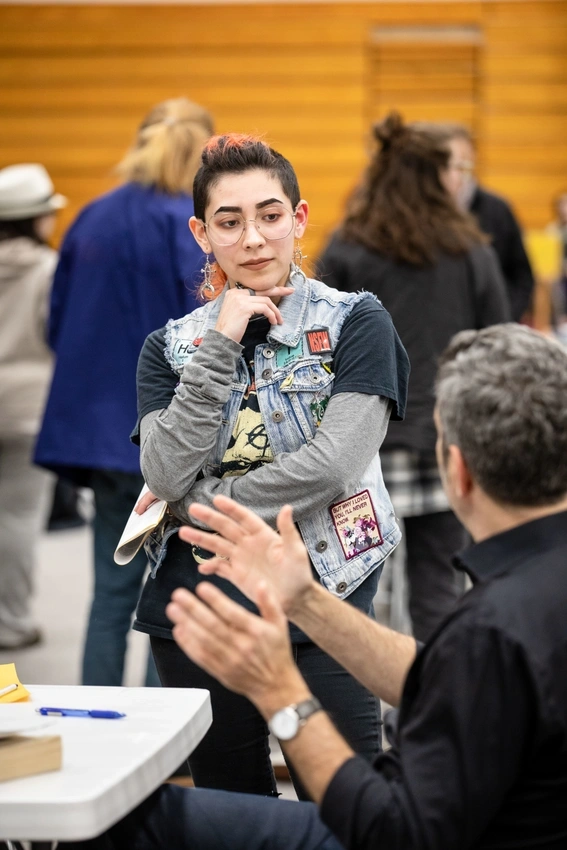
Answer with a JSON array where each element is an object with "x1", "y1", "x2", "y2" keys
[
  {"x1": 59, "y1": 783, "x2": 344, "y2": 850},
  {"x1": 151, "y1": 634, "x2": 382, "y2": 800},
  {"x1": 404, "y1": 510, "x2": 467, "y2": 643},
  {"x1": 82, "y1": 470, "x2": 160, "y2": 687}
]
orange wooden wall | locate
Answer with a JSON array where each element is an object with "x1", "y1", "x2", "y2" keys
[{"x1": 0, "y1": 1, "x2": 566, "y2": 259}]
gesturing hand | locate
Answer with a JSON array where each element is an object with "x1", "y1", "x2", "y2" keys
[
  {"x1": 178, "y1": 495, "x2": 313, "y2": 617},
  {"x1": 214, "y1": 286, "x2": 294, "y2": 343},
  {"x1": 166, "y1": 581, "x2": 303, "y2": 705}
]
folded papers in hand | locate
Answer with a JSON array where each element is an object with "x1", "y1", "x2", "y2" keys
[{"x1": 114, "y1": 483, "x2": 167, "y2": 565}]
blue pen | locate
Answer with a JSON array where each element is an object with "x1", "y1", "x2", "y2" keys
[{"x1": 37, "y1": 707, "x2": 126, "y2": 719}]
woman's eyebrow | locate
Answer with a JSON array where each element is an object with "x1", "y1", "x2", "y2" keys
[
  {"x1": 213, "y1": 198, "x2": 284, "y2": 215},
  {"x1": 214, "y1": 205, "x2": 241, "y2": 214},
  {"x1": 256, "y1": 198, "x2": 284, "y2": 209}
]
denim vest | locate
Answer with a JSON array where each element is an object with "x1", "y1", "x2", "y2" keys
[{"x1": 162, "y1": 270, "x2": 400, "y2": 599}]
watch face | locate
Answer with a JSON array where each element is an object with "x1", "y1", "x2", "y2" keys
[{"x1": 269, "y1": 707, "x2": 298, "y2": 741}]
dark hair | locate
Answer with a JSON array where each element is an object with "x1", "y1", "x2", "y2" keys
[
  {"x1": 340, "y1": 112, "x2": 486, "y2": 267},
  {"x1": 436, "y1": 324, "x2": 567, "y2": 507},
  {"x1": 0, "y1": 217, "x2": 44, "y2": 244},
  {"x1": 193, "y1": 134, "x2": 300, "y2": 221}
]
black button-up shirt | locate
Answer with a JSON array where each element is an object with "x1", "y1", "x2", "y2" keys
[{"x1": 321, "y1": 510, "x2": 567, "y2": 849}]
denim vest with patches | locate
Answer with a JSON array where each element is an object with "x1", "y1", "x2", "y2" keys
[{"x1": 162, "y1": 270, "x2": 400, "y2": 599}]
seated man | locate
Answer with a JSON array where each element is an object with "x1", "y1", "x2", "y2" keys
[{"x1": 63, "y1": 324, "x2": 567, "y2": 849}]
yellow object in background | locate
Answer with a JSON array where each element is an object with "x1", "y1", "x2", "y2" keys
[
  {"x1": 525, "y1": 230, "x2": 562, "y2": 280},
  {"x1": 0, "y1": 663, "x2": 30, "y2": 703}
]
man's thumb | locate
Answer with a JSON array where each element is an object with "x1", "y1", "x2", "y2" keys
[
  {"x1": 277, "y1": 504, "x2": 300, "y2": 544},
  {"x1": 257, "y1": 581, "x2": 286, "y2": 626}
]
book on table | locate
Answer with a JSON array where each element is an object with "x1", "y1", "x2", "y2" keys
[
  {"x1": 114, "y1": 483, "x2": 167, "y2": 565},
  {"x1": 0, "y1": 734, "x2": 62, "y2": 782}
]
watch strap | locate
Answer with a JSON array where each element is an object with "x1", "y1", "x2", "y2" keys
[{"x1": 295, "y1": 696, "x2": 323, "y2": 725}]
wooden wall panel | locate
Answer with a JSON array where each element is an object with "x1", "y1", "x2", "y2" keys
[
  {"x1": 478, "y1": 1, "x2": 567, "y2": 236},
  {"x1": 0, "y1": 1, "x2": 565, "y2": 261}
]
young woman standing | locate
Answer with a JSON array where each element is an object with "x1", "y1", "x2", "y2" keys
[{"x1": 133, "y1": 134, "x2": 409, "y2": 798}]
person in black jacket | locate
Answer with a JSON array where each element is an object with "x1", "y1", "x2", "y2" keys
[
  {"x1": 316, "y1": 112, "x2": 510, "y2": 641},
  {"x1": 437, "y1": 122, "x2": 535, "y2": 321},
  {"x1": 61, "y1": 323, "x2": 567, "y2": 850}
]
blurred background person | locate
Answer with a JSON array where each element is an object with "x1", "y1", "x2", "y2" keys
[
  {"x1": 34, "y1": 97, "x2": 214, "y2": 686},
  {"x1": 0, "y1": 163, "x2": 66, "y2": 649},
  {"x1": 548, "y1": 192, "x2": 567, "y2": 339},
  {"x1": 436, "y1": 122, "x2": 534, "y2": 322},
  {"x1": 317, "y1": 112, "x2": 510, "y2": 641},
  {"x1": 47, "y1": 478, "x2": 87, "y2": 532}
]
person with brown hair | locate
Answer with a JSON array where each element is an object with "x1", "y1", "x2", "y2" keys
[
  {"x1": 34, "y1": 97, "x2": 214, "y2": 687},
  {"x1": 317, "y1": 112, "x2": 510, "y2": 641},
  {"x1": 131, "y1": 132, "x2": 409, "y2": 797}
]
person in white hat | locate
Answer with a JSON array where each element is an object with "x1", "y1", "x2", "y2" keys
[
  {"x1": 0, "y1": 163, "x2": 66, "y2": 223},
  {"x1": 0, "y1": 163, "x2": 66, "y2": 649}
]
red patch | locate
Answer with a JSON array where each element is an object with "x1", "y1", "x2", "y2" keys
[
  {"x1": 305, "y1": 328, "x2": 331, "y2": 355},
  {"x1": 193, "y1": 338, "x2": 203, "y2": 346}
]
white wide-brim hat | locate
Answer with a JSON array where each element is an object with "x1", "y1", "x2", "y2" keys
[{"x1": 0, "y1": 163, "x2": 67, "y2": 220}]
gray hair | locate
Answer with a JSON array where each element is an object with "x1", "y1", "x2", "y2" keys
[{"x1": 435, "y1": 324, "x2": 567, "y2": 506}]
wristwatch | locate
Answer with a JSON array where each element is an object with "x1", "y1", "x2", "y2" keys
[{"x1": 268, "y1": 696, "x2": 323, "y2": 741}]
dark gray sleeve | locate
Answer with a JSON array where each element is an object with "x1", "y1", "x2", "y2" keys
[
  {"x1": 168, "y1": 394, "x2": 392, "y2": 527},
  {"x1": 139, "y1": 328, "x2": 242, "y2": 502}
]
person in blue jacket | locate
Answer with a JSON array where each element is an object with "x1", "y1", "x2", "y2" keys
[{"x1": 34, "y1": 97, "x2": 214, "y2": 687}]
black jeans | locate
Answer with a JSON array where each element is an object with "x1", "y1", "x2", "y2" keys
[
  {"x1": 59, "y1": 784, "x2": 344, "y2": 850},
  {"x1": 404, "y1": 510, "x2": 467, "y2": 642},
  {"x1": 151, "y1": 634, "x2": 382, "y2": 800}
]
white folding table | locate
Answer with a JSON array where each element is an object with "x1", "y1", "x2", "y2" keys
[{"x1": 0, "y1": 684, "x2": 211, "y2": 843}]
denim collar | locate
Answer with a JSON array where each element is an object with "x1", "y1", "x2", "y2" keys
[{"x1": 266, "y1": 268, "x2": 311, "y2": 348}]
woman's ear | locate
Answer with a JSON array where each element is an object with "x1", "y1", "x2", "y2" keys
[
  {"x1": 189, "y1": 216, "x2": 211, "y2": 253},
  {"x1": 294, "y1": 201, "x2": 309, "y2": 239}
]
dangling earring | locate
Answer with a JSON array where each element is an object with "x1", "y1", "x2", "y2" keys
[
  {"x1": 292, "y1": 242, "x2": 307, "y2": 271},
  {"x1": 202, "y1": 255, "x2": 215, "y2": 296}
]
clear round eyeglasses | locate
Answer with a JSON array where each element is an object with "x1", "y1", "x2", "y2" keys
[{"x1": 204, "y1": 206, "x2": 296, "y2": 247}]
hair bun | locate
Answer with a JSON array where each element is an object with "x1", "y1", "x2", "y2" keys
[{"x1": 373, "y1": 112, "x2": 407, "y2": 149}]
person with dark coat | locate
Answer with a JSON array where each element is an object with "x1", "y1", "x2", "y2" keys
[
  {"x1": 34, "y1": 98, "x2": 213, "y2": 687},
  {"x1": 438, "y1": 123, "x2": 535, "y2": 321},
  {"x1": 61, "y1": 323, "x2": 567, "y2": 850},
  {"x1": 317, "y1": 113, "x2": 510, "y2": 641}
]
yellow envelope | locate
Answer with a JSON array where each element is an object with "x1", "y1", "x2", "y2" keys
[{"x1": 0, "y1": 663, "x2": 30, "y2": 703}]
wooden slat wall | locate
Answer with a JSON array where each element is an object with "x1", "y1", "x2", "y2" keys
[
  {"x1": 0, "y1": 1, "x2": 565, "y2": 259},
  {"x1": 480, "y1": 2, "x2": 567, "y2": 229},
  {"x1": 368, "y1": 42, "x2": 480, "y2": 130}
]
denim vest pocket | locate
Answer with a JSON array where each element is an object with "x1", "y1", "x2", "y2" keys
[{"x1": 280, "y1": 360, "x2": 334, "y2": 440}]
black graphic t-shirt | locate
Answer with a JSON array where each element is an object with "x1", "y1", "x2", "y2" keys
[{"x1": 219, "y1": 317, "x2": 274, "y2": 478}]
